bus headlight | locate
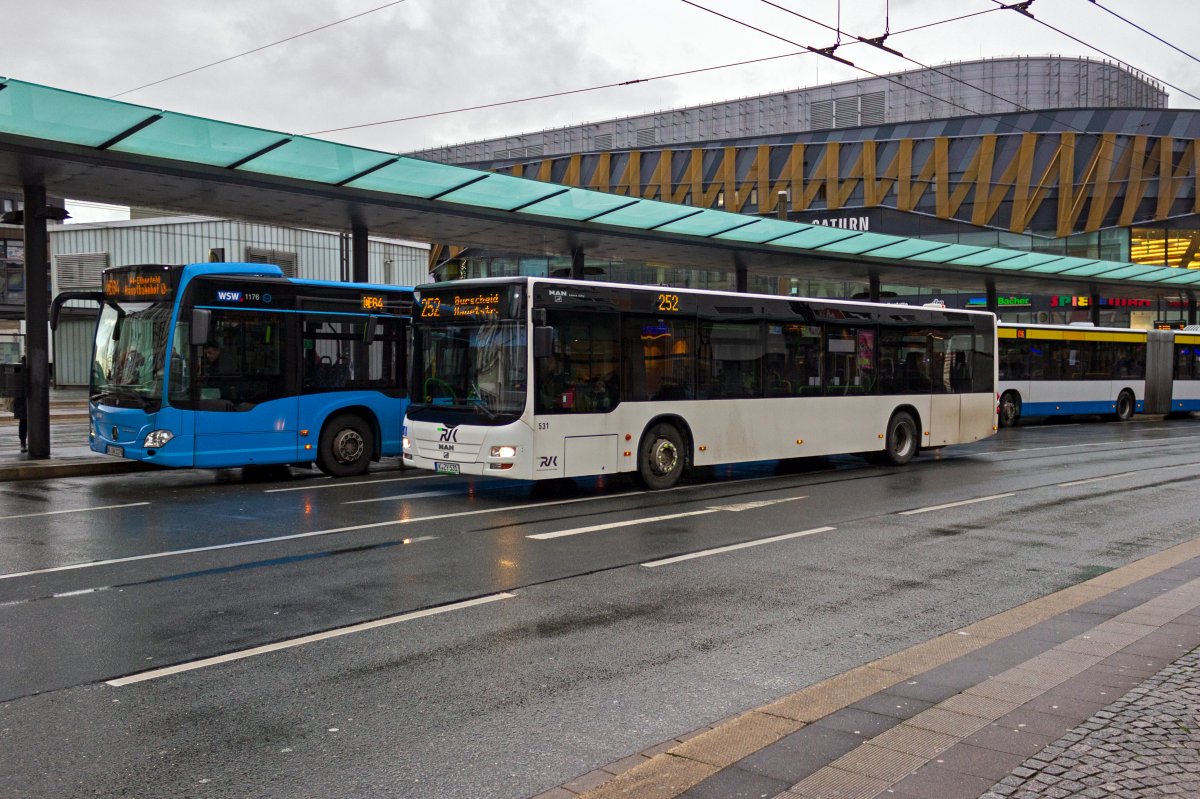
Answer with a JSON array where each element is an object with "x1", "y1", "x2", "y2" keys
[
  {"x1": 144, "y1": 430, "x2": 174, "y2": 448},
  {"x1": 490, "y1": 445, "x2": 517, "y2": 458},
  {"x1": 402, "y1": 435, "x2": 411, "y2": 450}
]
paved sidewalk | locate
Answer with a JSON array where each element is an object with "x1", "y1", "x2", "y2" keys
[
  {"x1": 0, "y1": 389, "x2": 154, "y2": 480},
  {"x1": 540, "y1": 539, "x2": 1200, "y2": 799}
]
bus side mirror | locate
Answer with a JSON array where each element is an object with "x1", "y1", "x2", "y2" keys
[
  {"x1": 363, "y1": 317, "x2": 376, "y2": 345},
  {"x1": 533, "y1": 326, "x2": 555, "y2": 358},
  {"x1": 191, "y1": 308, "x2": 212, "y2": 346}
]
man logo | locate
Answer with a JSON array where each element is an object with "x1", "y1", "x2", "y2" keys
[
  {"x1": 439, "y1": 427, "x2": 459, "y2": 443},
  {"x1": 538, "y1": 455, "x2": 558, "y2": 468}
]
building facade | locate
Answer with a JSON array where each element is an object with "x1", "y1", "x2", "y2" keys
[{"x1": 414, "y1": 57, "x2": 1199, "y2": 326}]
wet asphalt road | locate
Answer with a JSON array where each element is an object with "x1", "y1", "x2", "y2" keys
[{"x1": 2, "y1": 418, "x2": 1200, "y2": 798}]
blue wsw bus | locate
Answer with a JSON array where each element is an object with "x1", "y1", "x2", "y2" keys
[{"x1": 52, "y1": 263, "x2": 412, "y2": 475}]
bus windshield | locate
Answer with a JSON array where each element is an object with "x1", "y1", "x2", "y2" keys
[
  {"x1": 410, "y1": 320, "x2": 526, "y2": 423},
  {"x1": 91, "y1": 300, "x2": 173, "y2": 410}
]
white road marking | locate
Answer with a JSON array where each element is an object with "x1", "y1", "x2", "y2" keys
[
  {"x1": 344, "y1": 489, "x2": 464, "y2": 503},
  {"x1": 528, "y1": 496, "x2": 806, "y2": 540},
  {"x1": 0, "y1": 533, "x2": 437, "y2": 581},
  {"x1": 1057, "y1": 475, "x2": 1121, "y2": 487},
  {"x1": 1057, "y1": 462, "x2": 1199, "y2": 488},
  {"x1": 264, "y1": 473, "x2": 447, "y2": 493},
  {"x1": 642, "y1": 526, "x2": 836, "y2": 568},
  {"x1": 985, "y1": 433, "x2": 1200, "y2": 456},
  {"x1": 106, "y1": 593, "x2": 514, "y2": 686},
  {"x1": 0, "y1": 502, "x2": 149, "y2": 521},
  {"x1": 528, "y1": 509, "x2": 720, "y2": 540},
  {"x1": 2, "y1": 484, "x2": 763, "y2": 580},
  {"x1": 899, "y1": 493, "x2": 1014, "y2": 516}
]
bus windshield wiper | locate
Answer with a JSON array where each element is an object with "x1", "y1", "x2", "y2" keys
[{"x1": 93, "y1": 384, "x2": 149, "y2": 408}]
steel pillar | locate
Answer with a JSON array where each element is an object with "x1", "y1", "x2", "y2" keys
[
  {"x1": 571, "y1": 248, "x2": 585, "y2": 280},
  {"x1": 985, "y1": 279, "x2": 998, "y2": 315},
  {"x1": 351, "y1": 225, "x2": 369, "y2": 283},
  {"x1": 23, "y1": 184, "x2": 50, "y2": 459}
]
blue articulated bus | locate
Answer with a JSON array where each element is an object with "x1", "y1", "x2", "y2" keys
[{"x1": 52, "y1": 263, "x2": 412, "y2": 476}]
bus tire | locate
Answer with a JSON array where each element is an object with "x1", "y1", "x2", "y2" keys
[
  {"x1": 317, "y1": 413, "x2": 374, "y2": 477},
  {"x1": 1114, "y1": 390, "x2": 1135, "y2": 422},
  {"x1": 636, "y1": 423, "x2": 686, "y2": 490},
  {"x1": 883, "y1": 411, "x2": 918, "y2": 466},
  {"x1": 998, "y1": 391, "x2": 1021, "y2": 428}
]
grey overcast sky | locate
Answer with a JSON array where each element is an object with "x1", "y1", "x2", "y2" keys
[{"x1": 4, "y1": 0, "x2": 1199, "y2": 219}]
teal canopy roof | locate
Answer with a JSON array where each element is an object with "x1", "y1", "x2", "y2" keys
[{"x1": 0, "y1": 77, "x2": 1191, "y2": 297}]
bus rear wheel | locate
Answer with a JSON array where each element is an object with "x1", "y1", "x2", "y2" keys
[
  {"x1": 317, "y1": 413, "x2": 374, "y2": 477},
  {"x1": 883, "y1": 411, "x2": 918, "y2": 466},
  {"x1": 637, "y1": 423, "x2": 686, "y2": 490},
  {"x1": 999, "y1": 391, "x2": 1021, "y2": 428},
  {"x1": 1114, "y1": 390, "x2": 1135, "y2": 422}
]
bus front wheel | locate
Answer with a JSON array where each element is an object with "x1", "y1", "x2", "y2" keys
[
  {"x1": 317, "y1": 413, "x2": 374, "y2": 477},
  {"x1": 637, "y1": 423, "x2": 686, "y2": 490},
  {"x1": 999, "y1": 392, "x2": 1021, "y2": 428},
  {"x1": 883, "y1": 411, "x2": 918, "y2": 466}
]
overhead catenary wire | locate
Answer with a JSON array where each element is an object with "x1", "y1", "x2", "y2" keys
[
  {"x1": 109, "y1": 0, "x2": 413, "y2": 99},
  {"x1": 989, "y1": 0, "x2": 1200, "y2": 104},
  {"x1": 1085, "y1": 0, "x2": 1200, "y2": 68},
  {"x1": 692, "y1": 0, "x2": 1176, "y2": 194},
  {"x1": 304, "y1": 4, "x2": 1008, "y2": 136}
]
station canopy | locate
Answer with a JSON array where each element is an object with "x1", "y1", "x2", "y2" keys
[{"x1": 0, "y1": 76, "x2": 1197, "y2": 299}]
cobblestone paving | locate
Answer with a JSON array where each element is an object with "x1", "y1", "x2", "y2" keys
[{"x1": 982, "y1": 648, "x2": 1200, "y2": 798}]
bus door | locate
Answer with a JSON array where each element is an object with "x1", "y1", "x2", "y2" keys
[
  {"x1": 927, "y1": 331, "x2": 972, "y2": 446},
  {"x1": 192, "y1": 313, "x2": 299, "y2": 468}
]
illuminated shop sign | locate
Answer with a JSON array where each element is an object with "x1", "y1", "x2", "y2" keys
[
  {"x1": 1051, "y1": 296, "x2": 1153, "y2": 308},
  {"x1": 966, "y1": 296, "x2": 1030, "y2": 308}
]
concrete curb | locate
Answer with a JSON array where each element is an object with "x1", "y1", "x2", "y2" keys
[{"x1": 0, "y1": 457, "x2": 158, "y2": 481}]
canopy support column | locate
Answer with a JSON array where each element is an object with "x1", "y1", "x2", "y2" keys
[
  {"x1": 868, "y1": 275, "x2": 881, "y2": 303},
  {"x1": 1090, "y1": 290, "x2": 1101, "y2": 327},
  {"x1": 351, "y1": 225, "x2": 369, "y2": 283},
  {"x1": 571, "y1": 248, "x2": 585, "y2": 280},
  {"x1": 22, "y1": 184, "x2": 50, "y2": 459},
  {"x1": 1188, "y1": 291, "x2": 1197, "y2": 326},
  {"x1": 985, "y1": 279, "x2": 997, "y2": 315}
]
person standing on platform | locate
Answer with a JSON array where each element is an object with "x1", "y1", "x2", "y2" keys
[{"x1": 12, "y1": 355, "x2": 27, "y2": 453}]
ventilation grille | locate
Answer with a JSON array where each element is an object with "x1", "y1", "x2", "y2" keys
[
  {"x1": 810, "y1": 99, "x2": 834, "y2": 130},
  {"x1": 635, "y1": 128, "x2": 657, "y2": 147},
  {"x1": 860, "y1": 91, "x2": 886, "y2": 126},
  {"x1": 55, "y1": 252, "x2": 108, "y2": 291},
  {"x1": 593, "y1": 133, "x2": 613, "y2": 150},
  {"x1": 245, "y1": 247, "x2": 297, "y2": 277}
]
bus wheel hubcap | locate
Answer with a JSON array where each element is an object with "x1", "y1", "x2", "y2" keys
[
  {"x1": 652, "y1": 440, "x2": 678, "y2": 475},
  {"x1": 333, "y1": 429, "x2": 364, "y2": 463}
]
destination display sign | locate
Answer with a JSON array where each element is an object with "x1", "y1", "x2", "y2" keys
[
  {"x1": 103, "y1": 265, "x2": 176, "y2": 302},
  {"x1": 361, "y1": 294, "x2": 387, "y2": 312},
  {"x1": 416, "y1": 287, "x2": 513, "y2": 320}
]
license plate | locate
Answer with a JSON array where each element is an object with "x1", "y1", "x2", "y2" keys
[
  {"x1": 106, "y1": 445, "x2": 124, "y2": 457},
  {"x1": 434, "y1": 461, "x2": 460, "y2": 474}
]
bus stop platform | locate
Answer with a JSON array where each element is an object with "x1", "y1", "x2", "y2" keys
[
  {"x1": 0, "y1": 388, "x2": 154, "y2": 481},
  {"x1": 545, "y1": 537, "x2": 1200, "y2": 799}
]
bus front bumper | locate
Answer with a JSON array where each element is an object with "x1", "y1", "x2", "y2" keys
[{"x1": 403, "y1": 419, "x2": 533, "y2": 480}]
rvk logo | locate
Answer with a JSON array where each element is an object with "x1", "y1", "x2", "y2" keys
[
  {"x1": 438, "y1": 427, "x2": 458, "y2": 443},
  {"x1": 537, "y1": 455, "x2": 558, "y2": 469},
  {"x1": 216, "y1": 290, "x2": 243, "y2": 302}
]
